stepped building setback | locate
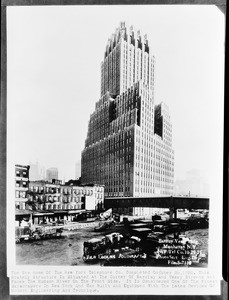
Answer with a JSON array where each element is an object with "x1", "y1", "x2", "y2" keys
[{"x1": 81, "y1": 22, "x2": 174, "y2": 215}]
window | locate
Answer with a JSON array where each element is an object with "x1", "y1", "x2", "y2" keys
[{"x1": 20, "y1": 191, "x2": 26, "y2": 198}]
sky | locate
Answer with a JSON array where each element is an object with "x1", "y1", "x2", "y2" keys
[{"x1": 7, "y1": 5, "x2": 225, "y2": 185}]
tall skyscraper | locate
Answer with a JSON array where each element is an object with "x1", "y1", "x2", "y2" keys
[{"x1": 81, "y1": 22, "x2": 174, "y2": 213}]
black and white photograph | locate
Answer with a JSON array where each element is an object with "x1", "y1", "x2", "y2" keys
[{"x1": 5, "y1": 3, "x2": 225, "y2": 295}]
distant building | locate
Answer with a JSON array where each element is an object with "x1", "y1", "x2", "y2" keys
[
  {"x1": 15, "y1": 164, "x2": 30, "y2": 210},
  {"x1": 29, "y1": 163, "x2": 39, "y2": 181},
  {"x1": 46, "y1": 167, "x2": 58, "y2": 182},
  {"x1": 174, "y1": 169, "x2": 209, "y2": 197},
  {"x1": 29, "y1": 162, "x2": 46, "y2": 181},
  {"x1": 75, "y1": 161, "x2": 81, "y2": 179}
]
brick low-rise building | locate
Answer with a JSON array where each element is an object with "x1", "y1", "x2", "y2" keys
[
  {"x1": 25, "y1": 180, "x2": 104, "y2": 224},
  {"x1": 15, "y1": 164, "x2": 104, "y2": 226},
  {"x1": 15, "y1": 164, "x2": 30, "y2": 210},
  {"x1": 27, "y1": 181, "x2": 104, "y2": 212}
]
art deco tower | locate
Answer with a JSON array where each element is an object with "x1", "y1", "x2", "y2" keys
[
  {"x1": 81, "y1": 22, "x2": 174, "y2": 212},
  {"x1": 100, "y1": 22, "x2": 154, "y2": 97}
]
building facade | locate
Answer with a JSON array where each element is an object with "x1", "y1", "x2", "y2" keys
[
  {"x1": 81, "y1": 22, "x2": 174, "y2": 215},
  {"x1": 15, "y1": 165, "x2": 30, "y2": 210},
  {"x1": 15, "y1": 162, "x2": 104, "y2": 225},
  {"x1": 27, "y1": 181, "x2": 104, "y2": 213}
]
